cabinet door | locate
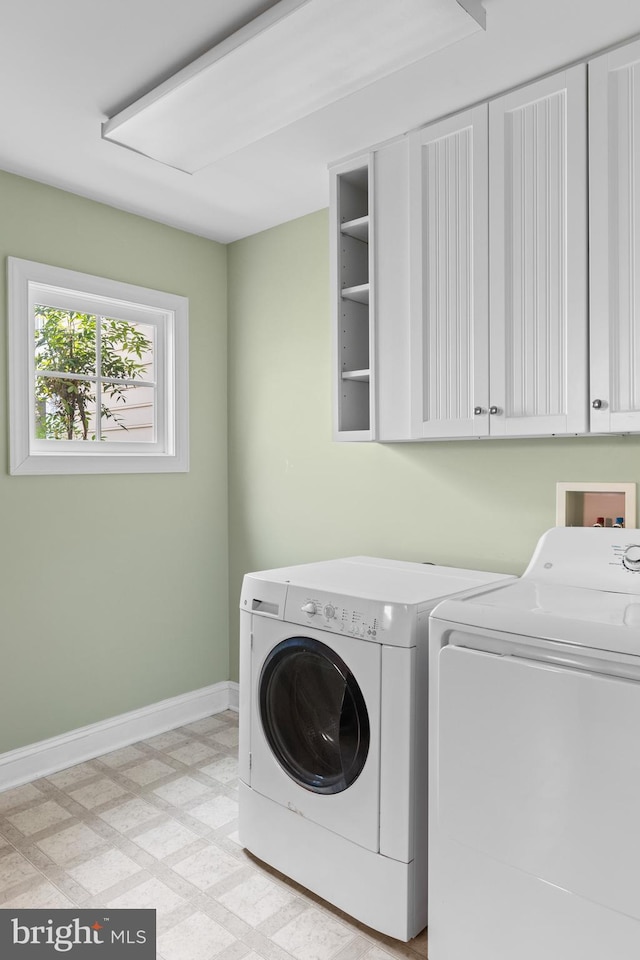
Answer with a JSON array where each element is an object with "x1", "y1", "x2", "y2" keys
[
  {"x1": 489, "y1": 66, "x2": 588, "y2": 437},
  {"x1": 409, "y1": 106, "x2": 489, "y2": 439},
  {"x1": 590, "y1": 39, "x2": 640, "y2": 433}
]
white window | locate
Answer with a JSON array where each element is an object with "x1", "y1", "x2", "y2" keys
[{"x1": 7, "y1": 258, "x2": 189, "y2": 475}]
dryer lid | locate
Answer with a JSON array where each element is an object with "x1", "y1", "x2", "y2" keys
[{"x1": 431, "y1": 527, "x2": 640, "y2": 658}]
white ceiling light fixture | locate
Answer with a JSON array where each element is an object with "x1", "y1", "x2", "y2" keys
[{"x1": 103, "y1": 0, "x2": 486, "y2": 173}]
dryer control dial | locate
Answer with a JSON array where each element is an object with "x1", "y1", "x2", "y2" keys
[
  {"x1": 623, "y1": 545, "x2": 640, "y2": 572},
  {"x1": 301, "y1": 601, "x2": 318, "y2": 615}
]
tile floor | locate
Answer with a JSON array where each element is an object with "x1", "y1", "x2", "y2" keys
[{"x1": 0, "y1": 711, "x2": 427, "y2": 960}]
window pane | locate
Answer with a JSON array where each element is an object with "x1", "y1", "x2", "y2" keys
[
  {"x1": 101, "y1": 318, "x2": 155, "y2": 383},
  {"x1": 100, "y1": 382, "x2": 155, "y2": 441},
  {"x1": 35, "y1": 306, "x2": 97, "y2": 376},
  {"x1": 35, "y1": 375, "x2": 98, "y2": 440}
]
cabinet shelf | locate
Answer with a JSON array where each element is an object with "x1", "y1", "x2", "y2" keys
[
  {"x1": 341, "y1": 283, "x2": 370, "y2": 305},
  {"x1": 341, "y1": 216, "x2": 369, "y2": 242},
  {"x1": 341, "y1": 369, "x2": 370, "y2": 382}
]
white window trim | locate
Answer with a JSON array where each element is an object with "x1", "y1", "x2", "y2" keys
[{"x1": 8, "y1": 258, "x2": 189, "y2": 475}]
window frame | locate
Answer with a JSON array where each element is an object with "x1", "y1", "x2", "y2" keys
[{"x1": 8, "y1": 258, "x2": 189, "y2": 475}]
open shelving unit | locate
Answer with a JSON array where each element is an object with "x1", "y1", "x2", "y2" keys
[{"x1": 330, "y1": 156, "x2": 374, "y2": 440}]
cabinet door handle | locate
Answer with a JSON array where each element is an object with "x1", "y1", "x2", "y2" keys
[
  {"x1": 592, "y1": 399, "x2": 603, "y2": 409},
  {"x1": 474, "y1": 406, "x2": 485, "y2": 415},
  {"x1": 489, "y1": 406, "x2": 500, "y2": 415}
]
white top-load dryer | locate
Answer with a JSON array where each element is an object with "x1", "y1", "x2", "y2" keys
[
  {"x1": 428, "y1": 527, "x2": 640, "y2": 960},
  {"x1": 238, "y1": 556, "x2": 512, "y2": 941}
]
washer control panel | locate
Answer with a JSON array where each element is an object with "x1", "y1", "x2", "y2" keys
[
  {"x1": 295, "y1": 592, "x2": 381, "y2": 638},
  {"x1": 280, "y1": 583, "x2": 419, "y2": 645},
  {"x1": 525, "y1": 527, "x2": 640, "y2": 592},
  {"x1": 622, "y1": 545, "x2": 640, "y2": 572}
]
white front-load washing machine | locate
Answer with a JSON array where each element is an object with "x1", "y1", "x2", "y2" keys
[{"x1": 238, "y1": 556, "x2": 512, "y2": 941}]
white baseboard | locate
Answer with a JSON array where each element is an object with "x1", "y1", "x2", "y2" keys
[
  {"x1": 227, "y1": 682, "x2": 239, "y2": 712},
  {"x1": 0, "y1": 680, "x2": 240, "y2": 794}
]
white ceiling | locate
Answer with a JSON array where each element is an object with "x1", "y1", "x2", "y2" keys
[{"x1": 2, "y1": 0, "x2": 640, "y2": 244}]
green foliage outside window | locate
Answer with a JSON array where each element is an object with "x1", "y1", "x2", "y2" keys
[{"x1": 35, "y1": 306, "x2": 152, "y2": 440}]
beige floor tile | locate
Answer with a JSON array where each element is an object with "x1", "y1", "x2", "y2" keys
[
  {"x1": 331, "y1": 936, "x2": 372, "y2": 960},
  {"x1": 211, "y1": 729, "x2": 239, "y2": 749},
  {"x1": 216, "y1": 940, "x2": 254, "y2": 960},
  {"x1": 183, "y1": 717, "x2": 225, "y2": 735},
  {"x1": 35, "y1": 822, "x2": 104, "y2": 865},
  {"x1": 153, "y1": 777, "x2": 211, "y2": 807},
  {"x1": 167, "y1": 742, "x2": 220, "y2": 766},
  {"x1": 0, "y1": 878, "x2": 74, "y2": 908},
  {"x1": 361, "y1": 948, "x2": 401, "y2": 960},
  {"x1": 359, "y1": 937, "x2": 424, "y2": 960},
  {"x1": 99, "y1": 745, "x2": 147, "y2": 768},
  {"x1": 46, "y1": 762, "x2": 98, "y2": 789},
  {"x1": 0, "y1": 850, "x2": 42, "y2": 892},
  {"x1": 122, "y1": 759, "x2": 176, "y2": 786},
  {"x1": 145, "y1": 731, "x2": 189, "y2": 750},
  {"x1": 68, "y1": 848, "x2": 143, "y2": 895},
  {"x1": 133, "y1": 820, "x2": 199, "y2": 859},
  {"x1": 272, "y1": 907, "x2": 355, "y2": 960},
  {"x1": 188, "y1": 796, "x2": 238, "y2": 830},
  {"x1": 99, "y1": 797, "x2": 162, "y2": 833},
  {"x1": 7, "y1": 800, "x2": 72, "y2": 836},
  {"x1": 0, "y1": 713, "x2": 418, "y2": 960},
  {"x1": 157, "y1": 911, "x2": 235, "y2": 960},
  {"x1": 0, "y1": 783, "x2": 44, "y2": 813},
  {"x1": 172, "y1": 845, "x2": 243, "y2": 891},
  {"x1": 218, "y1": 872, "x2": 295, "y2": 926},
  {"x1": 200, "y1": 758, "x2": 239, "y2": 784},
  {"x1": 69, "y1": 777, "x2": 127, "y2": 809},
  {"x1": 106, "y1": 876, "x2": 187, "y2": 915}
]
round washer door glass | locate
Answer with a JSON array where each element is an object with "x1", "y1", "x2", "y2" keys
[{"x1": 259, "y1": 637, "x2": 370, "y2": 794}]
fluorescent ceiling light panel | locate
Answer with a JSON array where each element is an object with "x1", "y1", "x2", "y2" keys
[{"x1": 103, "y1": 0, "x2": 486, "y2": 173}]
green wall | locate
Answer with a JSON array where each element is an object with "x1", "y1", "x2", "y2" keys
[
  {"x1": 227, "y1": 208, "x2": 640, "y2": 679},
  {"x1": 4, "y1": 175, "x2": 640, "y2": 748},
  {"x1": 0, "y1": 171, "x2": 228, "y2": 753}
]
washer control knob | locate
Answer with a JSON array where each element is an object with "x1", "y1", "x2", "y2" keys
[
  {"x1": 623, "y1": 545, "x2": 640, "y2": 572},
  {"x1": 323, "y1": 604, "x2": 336, "y2": 619},
  {"x1": 301, "y1": 601, "x2": 318, "y2": 615}
]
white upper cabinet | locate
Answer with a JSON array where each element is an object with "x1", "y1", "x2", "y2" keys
[
  {"x1": 489, "y1": 65, "x2": 588, "y2": 437},
  {"x1": 589, "y1": 38, "x2": 640, "y2": 433},
  {"x1": 328, "y1": 40, "x2": 640, "y2": 443},
  {"x1": 409, "y1": 106, "x2": 489, "y2": 439}
]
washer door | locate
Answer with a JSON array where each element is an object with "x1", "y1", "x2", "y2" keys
[{"x1": 259, "y1": 636, "x2": 370, "y2": 794}]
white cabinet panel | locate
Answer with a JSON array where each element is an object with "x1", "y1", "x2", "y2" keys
[
  {"x1": 489, "y1": 66, "x2": 588, "y2": 436},
  {"x1": 374, "y1": 137, "x2": 412, "y2": 442},
  {"x1": 590, "y1": 38, "x2": 640, "y2": 433},
  {"x1": 409, "y1": 106, "x2": 489, "y2": 438}
]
